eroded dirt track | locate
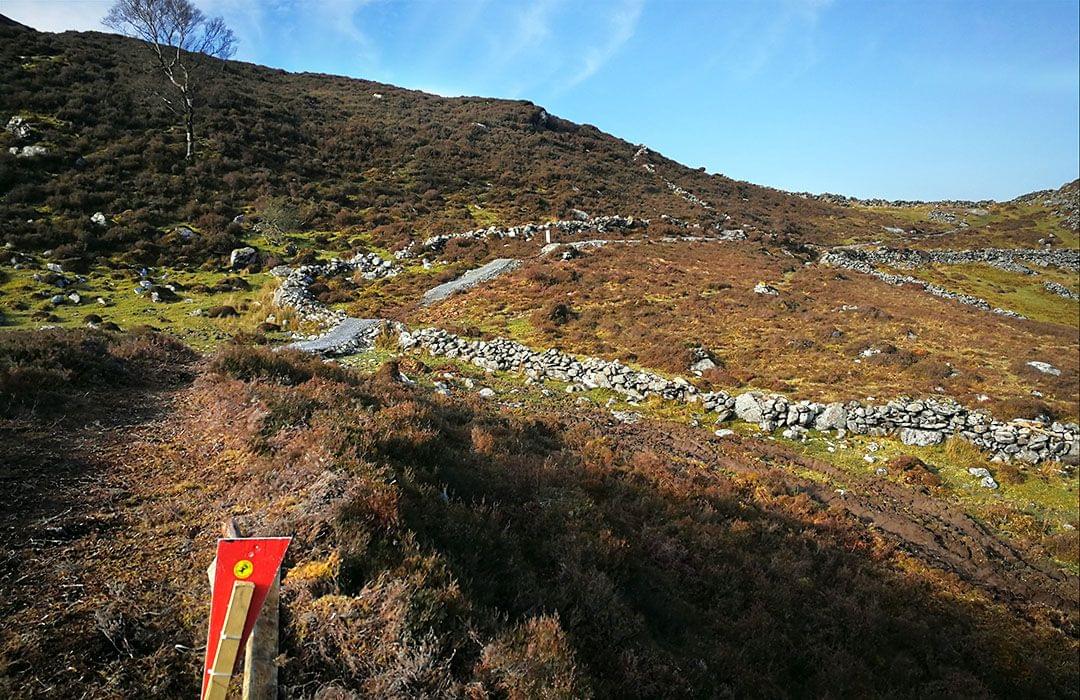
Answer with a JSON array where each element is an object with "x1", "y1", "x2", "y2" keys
[
  {"x1": 604, "y1": 420, "x2": 1079, "y2": 622},
  {"x1": 0, "y1": 375, "x2": 206, "y2": 698}
]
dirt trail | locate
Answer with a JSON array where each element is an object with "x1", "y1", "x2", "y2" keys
[
  {"x1": 604, "y1": 419, "x2": 1079, "y2": 621},
  {"x1": 0, "y1": 376, "x2": 206, "y2": 698}
]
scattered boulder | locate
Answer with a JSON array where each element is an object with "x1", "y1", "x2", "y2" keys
[
  {"x1": 8, "y1": 145, "x2": 48, "y2": 158},
  {"x1": 90, "y1": 212, "x2": 107, "y2": 227},
  {"x1": 689, "y1": 347, "x2": 718, "y2": 373},
  {"x1": 229, "y1": 247, "x2": 258, "y2": 269},
  {"x1": 967, "y1": 467, "x2": 999, "y2": 489},
  {"x1": 1026, "y1": 361, "x2": 1061, "y2": 376},
  {"x1": 754, "y1": 282, "x2": 780, "y2": 296},
  {"x1": 149, "y1": 285, "x2": 179, "y2": 303}
]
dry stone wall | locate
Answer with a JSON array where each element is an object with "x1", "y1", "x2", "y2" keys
[
  {"x1": 394, "y1": 215, "x2": 648, "y2": 259},
  {"x1": 820, "y1": 250, "x2": 1026, "y2": 318},
  {"x1": 272, "y1": 248, "x2": 1079, "y2": 466},
  {"x1": 398, "y1": 327, "x2": 1079, "y2": 465},
  {"x1": 271, "y1": 252, "x2": 398, "y2": 325}
]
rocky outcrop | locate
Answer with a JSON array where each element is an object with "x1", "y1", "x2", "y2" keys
[
  {"x1": 420, "y1": 258, "x2": 521, "y2": 306},
  {"x1": 287, "y1": 317, "x2": 386, "y2": 355}
]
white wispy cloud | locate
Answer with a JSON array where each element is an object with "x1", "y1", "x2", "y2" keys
[
  {"x1": 3, "y1": 0, "x2": 110, "y2": 32},
  {"x1": 563, "y1": 0, "x2": 643, "y2": 90},
  {"x1": 710, "y1": 0, "x2": 834, "y2": 81}
]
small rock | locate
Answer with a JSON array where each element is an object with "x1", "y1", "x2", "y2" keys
[
  {"x1": 1026, "y1": 361, "x2": 1061, "y2": 376},
  {"x1": 478, "y1": 387, "x2": 496, "y2": 398},
  {"x1": 754, "y1": 282, "x2": 779, "y2": 295},
  {"x1": 91, "y1": 212, "x2": 107, "y2": 227}
]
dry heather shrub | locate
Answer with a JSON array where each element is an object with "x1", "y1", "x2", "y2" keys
[
  {"x1": 210, "y1": 345, "x2": 354, "y2": 385},
  {"x1": 471, "y1": 426, "x2": 498, "y2": 455},
  {"x1": 1043, "y1": 528, "x2": 1080, "y2": 567},
  {"x1": 473, "y1": 615, "x2": 588, "y2": 699},
  {"x1": 995, "y1": 396, "x2": 1057, "y2": 421},
  {"x1": 294, "y1": 569, "x2": 464, "y2": 698},
  {"x1": 888, "y1": 455, "x2": 943, "y2": 489},
  {"x1": 944, "y1": 436, "x2": 987, "y2": 470},
  {"x1": 0, "y1": 328, "x2": 193, "y2": 416}
]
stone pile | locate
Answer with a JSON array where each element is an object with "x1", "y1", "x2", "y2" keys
[
  {"x1": 820, "y1": 250, "x2": 1025, "y2": 318},
  {"x1": 394, "y1": 215, "x2": 648, "y2": 258},
  {"x1": 272, "y1": 252, "x2": 398, "y2": 324},
  {"x1": 397, "y1": 326, "x2": 1079, "y2": 465}
]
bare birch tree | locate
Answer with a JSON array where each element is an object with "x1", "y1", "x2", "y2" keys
[{"x1": 104, "y1": 0, "x2": 236, "y2": 159}]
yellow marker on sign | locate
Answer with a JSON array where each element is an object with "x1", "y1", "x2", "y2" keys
[{"x1": 233, "y1": 559, "x2": 254, "y2": 579}]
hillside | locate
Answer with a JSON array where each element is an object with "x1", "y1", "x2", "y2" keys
[{"x1": 1, "y1": 19, "x2": 1079, "y2": 699}]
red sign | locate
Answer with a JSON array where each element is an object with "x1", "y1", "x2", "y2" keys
[{"x1": 201, "y1": 537, "x2": 290, "y2": 698}]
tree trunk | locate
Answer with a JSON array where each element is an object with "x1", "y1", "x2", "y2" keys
[{"x1": 184, "y1": 98, "x2": 195, "y2": 159}]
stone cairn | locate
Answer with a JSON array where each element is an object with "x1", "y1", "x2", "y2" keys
[
  {"x1": 398, "y1": 327, "x2": 1079, "y2": 465},
  {"x1": 394, "y1": 215, "x2": 648, "y2": 259}
]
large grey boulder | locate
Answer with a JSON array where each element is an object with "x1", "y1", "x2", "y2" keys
[
  {"x1": 229, "y1": 247, "x2": 258, "y2": 269},
  {"x1": 814, "y1": 402, "x2": 848, "y2": 431},
  {"x1": 899, "y1": 427, "x2": 944, "y2": 447},
  {"x1": 734, "y1": 393, "x2": 764, "y2": 423}
]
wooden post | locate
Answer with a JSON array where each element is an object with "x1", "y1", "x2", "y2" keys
[
  {"x1": 204, "y1": 580, "x2": 255, "y2": 700},
  {"x1": 243, "y1": 571, "x2": 280, "y2": 700},
  {"x1": 206, "y1": 517, "x2": 281, "y2": 700}
]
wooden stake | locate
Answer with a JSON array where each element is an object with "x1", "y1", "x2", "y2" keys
[
  {"x1": 204, "y1": 580, "x2": 255, "y2": 700},
  {"x1": 242, "y1": 570, "x2": 280, "y2": 700}
]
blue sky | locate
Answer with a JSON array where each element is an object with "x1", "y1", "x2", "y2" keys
[{"x1": 6, "y1": 0, "x2": 1079, "y2": 200}]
